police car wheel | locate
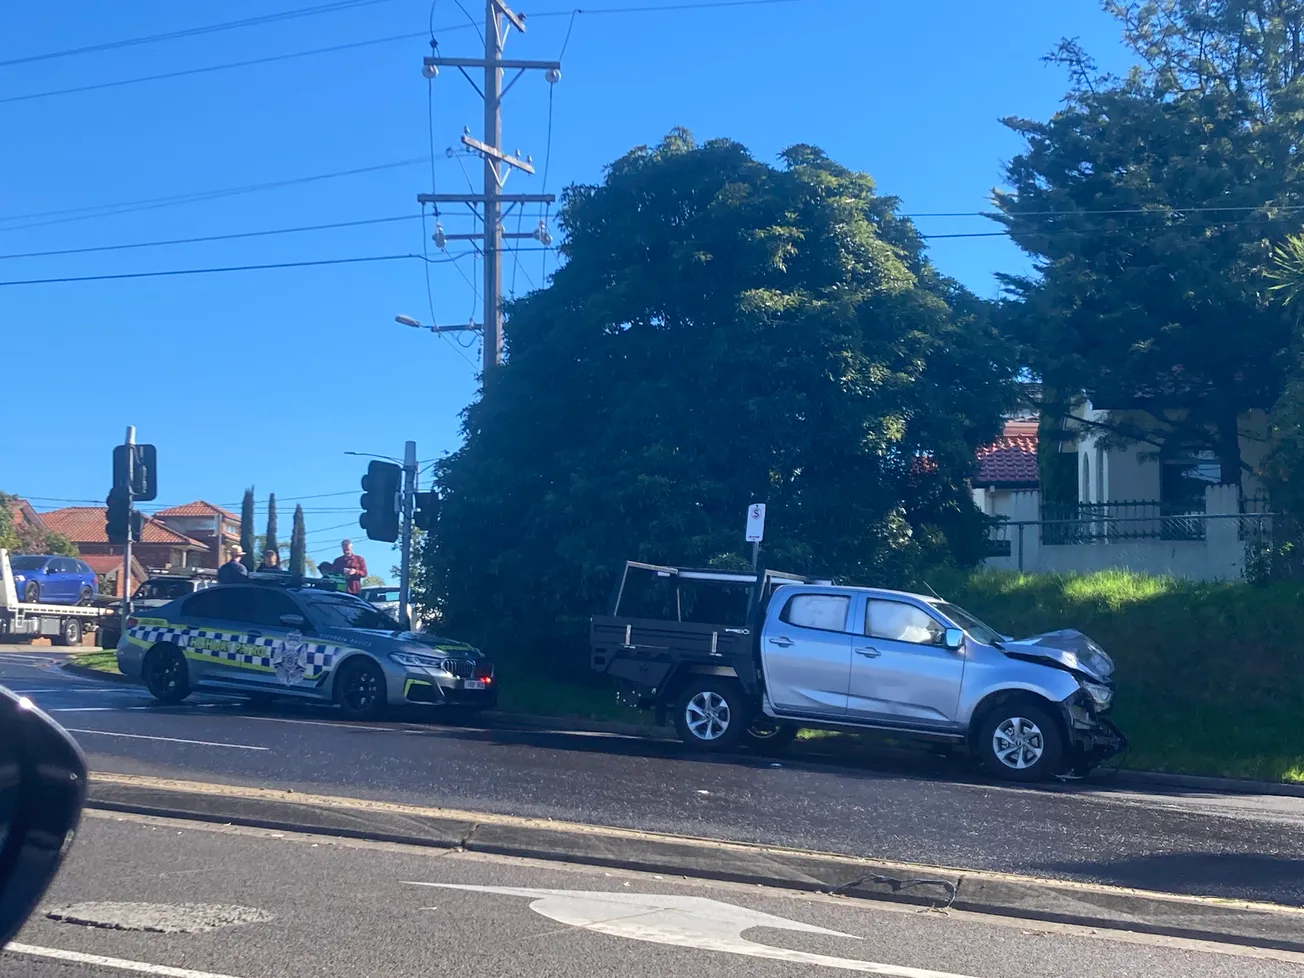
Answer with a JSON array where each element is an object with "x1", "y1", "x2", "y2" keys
[
  {"x1": 336, "y1": 659, "x2": 386, "y2": 721},
  {"x1": 143, "y1": 644, "x2": 191, "y2": 704}
]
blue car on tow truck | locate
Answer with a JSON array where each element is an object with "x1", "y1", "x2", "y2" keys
[{"x1": 115, "y1": 574, "x2": 496, "y2": 721}]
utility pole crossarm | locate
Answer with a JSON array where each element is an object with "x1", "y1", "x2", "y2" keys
[
  {"x1": 418, "y1": 193, "x2": 555, "y2": 204},
  {"x1": 461, "y1": 134, "x2": 535, "y2": 175},
  {"x1": 425, "y1": 56, "x2": 559, "y2": 70}
]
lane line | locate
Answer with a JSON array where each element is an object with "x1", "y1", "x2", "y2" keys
[
  {"x1": 49, "y1": 707, "x2": 120, "y2": 712},
  {"x1": 6, "y1": 943, "x2": 251, "y2": 978},
  {"x1": 65, "y1": 728, "x2": 270, "y2": 751}
]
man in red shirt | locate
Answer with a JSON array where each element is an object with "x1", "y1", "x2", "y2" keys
[{"x1": 335, "y1": 539, "x2": 368, "y2": 595}]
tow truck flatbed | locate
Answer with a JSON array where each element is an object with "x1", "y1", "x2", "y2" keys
[{"x1": 1, "y1": 549, "x2": 109, "y2": 646}]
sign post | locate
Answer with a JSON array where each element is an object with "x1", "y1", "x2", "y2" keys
[{"x1": 745, "y1": 503, "x2": 766, "y2": 572}]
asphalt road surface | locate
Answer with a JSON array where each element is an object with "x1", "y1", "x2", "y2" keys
[
  {"x1": 4, "y1": 649, "x2": 1304, "y2": 908},
  {"x1": 6, "y1": 812, "x2": 1304, "y2": 978}
]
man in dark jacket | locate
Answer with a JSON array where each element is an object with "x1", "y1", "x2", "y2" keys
[{"x1": 217, "y1": 546, "x2": 249, "y2": 585}]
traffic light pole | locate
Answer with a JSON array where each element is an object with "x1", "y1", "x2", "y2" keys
[
  {"x1": 121, "y1": 426, "x2": 135, "y2": 620},
  {"x1": 398, "y1": 440, "x2": 417, "y2": 631}
]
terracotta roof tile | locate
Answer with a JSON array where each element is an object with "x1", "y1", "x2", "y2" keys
[
  {"x1": 976, "y1": 420, "x2": 1039, "y2": 487},
  {"x1": 153, "y1": 500, "x2": 239, "y2": 520},
  {"x1": 39, "y1": 507, "x2": 210, "y2": 549}
]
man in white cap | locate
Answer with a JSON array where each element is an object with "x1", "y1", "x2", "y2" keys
[{"x1": 218, "y1": 545, "x2": 249, "y2": 585}]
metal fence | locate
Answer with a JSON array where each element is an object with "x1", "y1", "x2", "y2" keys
[
  {"x1": 984, "y1": 507, "x2": 1277, "y2": 572},
  {"x1": 1037, "y1": 499, "x2": 1209, "y2": 544}
]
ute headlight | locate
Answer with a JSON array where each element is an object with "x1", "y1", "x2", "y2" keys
[
  {"x1": 389, "y1": 651, "x2": 446, "y2": 668},
  {"x1": 1079, "y1": 679, "x2": 1113, "y2": 710}
]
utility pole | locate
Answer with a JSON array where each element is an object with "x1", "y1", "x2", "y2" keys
[
  {"x1": 121, "y1": 426, "x2": 135, "y2": 619},
  {"x1": 417, "y1": 0, "x2": 560, "y2": 375},
  {"x1": 398, "y1": 440, "x2": 417, "y2": 631}
]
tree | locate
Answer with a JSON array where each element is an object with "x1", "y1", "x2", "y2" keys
[
  {"x1": 360, "y1": 575, "x2": 384, "y2": 588},
  {"x1": 264, "y1": 494, "x2": 279, "y2": 561},
  {"x1": 0, "y1": 492, "x2": 79, "y2": 556},
  {"x1": 995, "y1": 1, "x2": 1304, "y2": 485},
  {"x1": 239, "y1": 488, "x2": 256, "y2": 571},
  {"x1": 424, "y1": 130, "x2": 1016, "y2": 671},
  {"x1": 289, "y1": 504, "x2": 306, "y2": 576}
]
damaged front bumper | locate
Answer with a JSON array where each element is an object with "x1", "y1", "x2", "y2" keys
[{"x1": 1058, "y1": 690, "x2": 1128, "y2": 773}]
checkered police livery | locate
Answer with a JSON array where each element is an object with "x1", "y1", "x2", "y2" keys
[{"x1": 126, "y1": 620, "x2": 346, "y2": 683}]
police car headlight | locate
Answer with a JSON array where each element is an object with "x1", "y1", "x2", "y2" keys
[{"x1": 389, "y1": 651, "x2": 445, "y2": 668}]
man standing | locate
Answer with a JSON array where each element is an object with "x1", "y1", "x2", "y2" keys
[
  {"x1": 335, "y1": 539, "x2": 367, "y2": 595},
  {"x1": 218, "y1": 546, "x2": 249, "y2": 585}
]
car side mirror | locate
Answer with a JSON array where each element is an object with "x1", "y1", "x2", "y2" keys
[
  {"x1": 943, "y1": 627, "x2": 964, "y2": 650},
  {"x1": 279, "y1": 614, "x2": 306, "y2": 628},
  {"x1": 0, "y1": 686, "x2": 87, "y2": 949}
]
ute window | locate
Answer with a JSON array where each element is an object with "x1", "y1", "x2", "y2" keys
[
  {"x1": 779, "y1": 593, "x2": 851, "y2": 632},
  {"x1": 866, "y1": 600, "x2": 945, "y2": 646}
]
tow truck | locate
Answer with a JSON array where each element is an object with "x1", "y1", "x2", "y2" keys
[{"x1": 1, "y1": 549, "x2": 110, "y2": 647}]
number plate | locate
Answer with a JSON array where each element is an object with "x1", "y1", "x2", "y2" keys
[{"x1": 463, "y1": 679, "x2": 486, "y2": 690}]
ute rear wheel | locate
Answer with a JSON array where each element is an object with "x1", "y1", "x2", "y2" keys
[
  {"x1": 143, "y1": 643, "x2": 191, "y2": 704},
  {"x1": 673, "y1": 678, "x2": 748, "y2": 752}
]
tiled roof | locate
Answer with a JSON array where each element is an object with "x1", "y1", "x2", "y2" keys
[
  {"x1": 39, "y1": 507, "x2": 210, "y2": 549},
  {"x1": 154, "y1": 500, "x2": 239, "y2": 520},
  {"x1": 976, "y1": 420, "x2": 1039, "y2": 487},
  {"x1": 8, "y1": 498, "x2": 46, "y2": 530}
]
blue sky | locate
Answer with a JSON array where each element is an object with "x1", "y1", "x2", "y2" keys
[{"x1": 2, "y1": 0, "x2": 1135, "y2": 581}]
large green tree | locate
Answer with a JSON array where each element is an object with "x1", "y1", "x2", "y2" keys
[
  {"x1": 995, "y1": 0, "x2": 1304, "y2": 484},
  {"x1": 423, "y1": 130, "x2": 1016, "y2": 669}
]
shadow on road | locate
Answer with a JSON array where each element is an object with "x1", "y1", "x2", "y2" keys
[{"x1": 1031, "y1": 851, "x2": 1304, "y2": 900}]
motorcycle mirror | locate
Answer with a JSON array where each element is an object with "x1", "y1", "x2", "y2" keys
[{"x1": 0, "y1": 686, "x2": 87, "y2": 949}]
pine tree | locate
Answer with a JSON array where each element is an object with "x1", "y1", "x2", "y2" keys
[
  {"x1": 239, "y1": 488, "x2": 256, "y2": 571},
  {"x1": 265, "y1": 494, "x2": 279, "y2": 562},
  {"x1": 290, "y1": 505, "x2": 306, "y2": 577}
]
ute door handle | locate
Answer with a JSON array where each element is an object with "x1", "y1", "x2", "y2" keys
[
  {"x1": 768, "y1": 636, "x2": 795, "y2": 648},
  {"x1": 854, "y1": 646, "x2": 881, "y2": 658}
]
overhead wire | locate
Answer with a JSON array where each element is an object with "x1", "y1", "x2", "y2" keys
[{"x1": 0, "y1": 0, "x2": 402, "y2": 69}]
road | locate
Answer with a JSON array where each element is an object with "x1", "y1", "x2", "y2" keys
[
  {"x1": 6, "y1": 811, "x2": 1303, "y2": 978},
  {"x1": 4, "y1": 649, "x2": 1304, "y2": 908}
]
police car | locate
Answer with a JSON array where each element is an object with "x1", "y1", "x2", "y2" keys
[{"x1": 114, "y1": 574, "x2": 496, "y2": 720}]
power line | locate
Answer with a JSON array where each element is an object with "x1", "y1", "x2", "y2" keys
[
  {"x1": 0, "y1": 0, "x2": 401, "y2": 69},
  {"x1": 0, "y1": 253, "x2": 418, "y2": 287},
  {"x1": 0, "y1": 158, "x2": 432, "y2": 232},
  {"x1": 0, "y1": 214, "x2": 421, "y2": 261}
]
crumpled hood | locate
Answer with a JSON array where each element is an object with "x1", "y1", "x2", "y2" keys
[{"x1": 1001, "y1": 629, "x2": 1114, "y2": 683}]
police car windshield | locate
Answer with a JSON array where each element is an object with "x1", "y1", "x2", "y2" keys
[{"x1": 303, "y1": 592, "x2": 400, "y2": 631}]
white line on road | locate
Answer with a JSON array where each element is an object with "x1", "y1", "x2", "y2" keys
[
  {"x1": 64, "y1": 728, "x2": 270, "y2": 751},
  {"x1": 6, "y1": 943, "x2": 252, "y2": 978},
  {"x1": 49, "y1": 707, "x2": 120, "y2": 712}
]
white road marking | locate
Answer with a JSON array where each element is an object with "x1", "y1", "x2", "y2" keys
[
  {"x1": 407, "y1": 884, "x2": 980, "y2": 977},
  {"x1": 243, "y1": 714, "x2": 386, "y2": 732},
  {"x1": 49, "y1": 707, "x2": 120, "y2": 712},
  {"x1": 5, "y1": 943, "x2": 251, "y2": 978},
  {"x1": 63, "y1": 729, "x2": 270, "y2": 751}
]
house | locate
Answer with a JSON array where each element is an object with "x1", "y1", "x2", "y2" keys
[
  {"x1": 39, "y1": 507, "x2": 210, "y2": 574},
  {"x1": 153, "y1": 501, "x2": 241, "y2": 569},
  {"x1": 974, "y1": 405, "x2": 1273, "y2": 581}
]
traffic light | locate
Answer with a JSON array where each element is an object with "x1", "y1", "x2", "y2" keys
[
  {"x1": 130, "y1": 510, "x2": 144, "y2": 544},
  {"x1": 359, "y1": 460, "x2": 401, "y2": 543},
  {"x1": 111, "y1": 443, "x2": 158, "y2": 501},
  {"x1": 413, "y1": 491, "x2": 439, "y2": 532},
  {"x1": 132, "y1": 444, "x2": 158, "y2": 501},
  {"x1": 105, "y1": 487, "x2": 131, "y2": 545}
]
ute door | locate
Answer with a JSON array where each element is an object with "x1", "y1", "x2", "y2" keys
[
  {"x1": 847, "y1": 598, "x2": 965, "y2": 727},
  {"x1": 760, "y1": 590, "x2": 854, "y2": 717}
]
